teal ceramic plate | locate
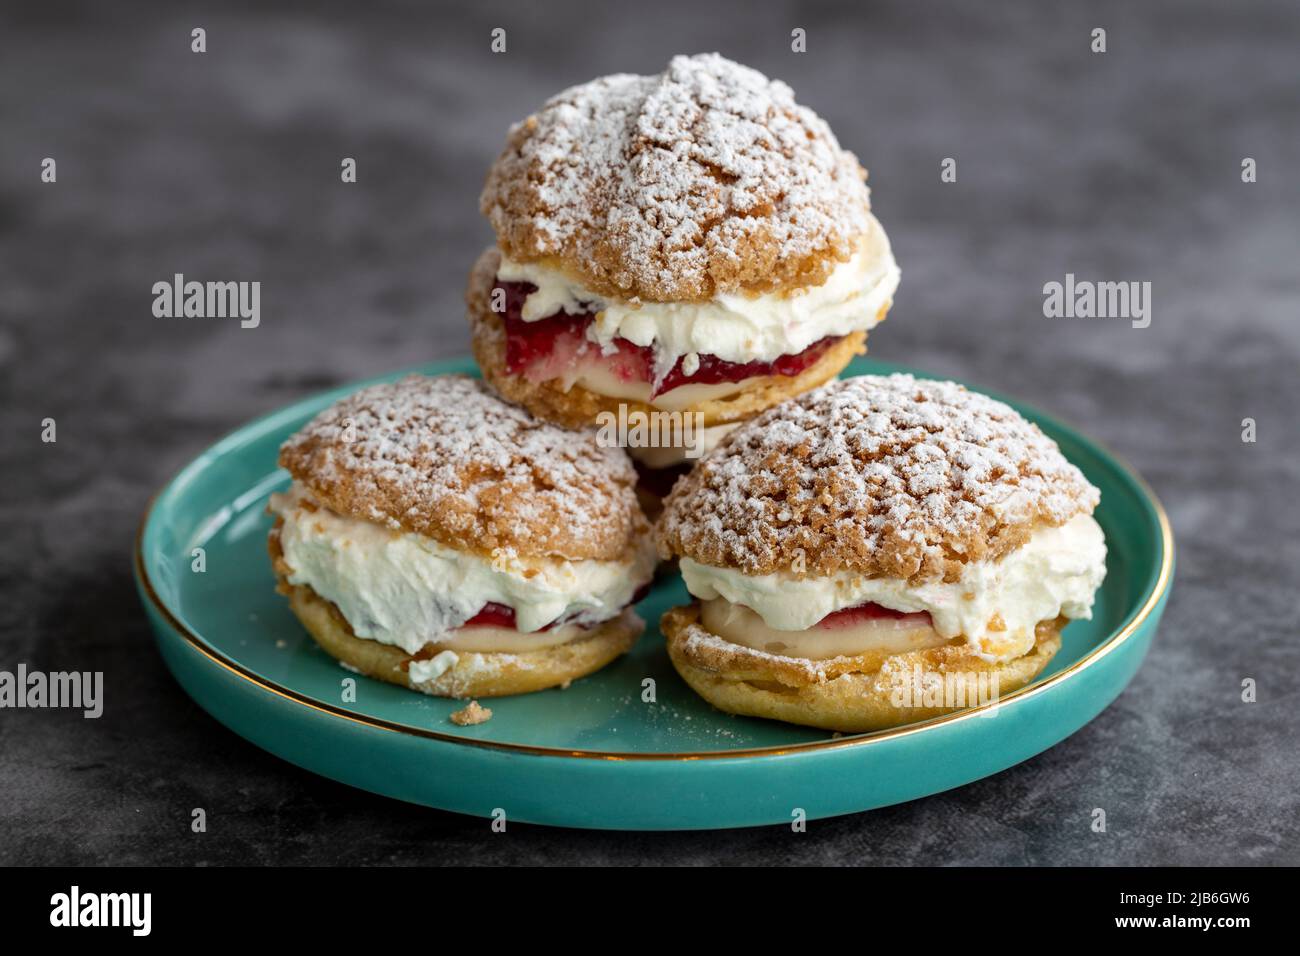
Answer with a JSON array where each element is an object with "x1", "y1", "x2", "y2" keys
[{"x1": 136, "y1": 357, "x2": 1173, "y2": 830}]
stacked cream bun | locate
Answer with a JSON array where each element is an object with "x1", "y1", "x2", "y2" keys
[
  {"x1": 655, "y1": 375, "x2": 1107, "y2": 732},
  {"x1": 468, "y1": 53, "x2": 900, "y2": 494},
  {"x1": 267, "y1": 375, "x2": 656, "y2": 698}
]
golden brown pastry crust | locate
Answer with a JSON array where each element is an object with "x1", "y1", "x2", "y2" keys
[
  {"x1": 662, "y1": 603, "x2": 1062, "y2": 732},
  {"x1": 480, "y1": 54, "x2": 874, "y2": 303},
  {"x1": 656, "y1": 375, "x2": 1101, "y2": 583},
  {"x1": 281, "y1": 575, "x2": 642, "y2": 699},
  {"x1": 466, "y1": 246, "x2": 875, "y2": 430},
  {"x1": 278, "y1": 372, "x2": 646, "y2": 563}
]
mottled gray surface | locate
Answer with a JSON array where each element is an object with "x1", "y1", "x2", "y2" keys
[{"x1": 1, "y1": 0, "x2": 1297, "y2": 865}]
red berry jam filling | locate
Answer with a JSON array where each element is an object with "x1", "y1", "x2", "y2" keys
[
  {"x1": 459, "y1": 586, "x2": 652, "y2": 633},
  {"x1": 816, "y1": 602, "x2": 933, "y2": 630},
  {"x1": 653, "y1": 337, "x2": 839, "y2": 395},
  {"x1": 495, "y1": 279, "x2": 842, "y2": 397},
  {"x1": 461, "y1": 601, "x2": 532, "y2": 629}
]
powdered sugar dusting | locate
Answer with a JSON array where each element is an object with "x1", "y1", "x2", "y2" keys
[
  {"x1": 279, "y1": 374, "x2": 645, "y2": 561},
  {"x1": 481, "y1": 53, "x2": 874, "y2": 302},
  {"x1": 657, "y1": 374, "x2": 1100, "y2": 581}
]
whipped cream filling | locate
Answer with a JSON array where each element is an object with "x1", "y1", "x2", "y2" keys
[
  {"x1": 680, "y1": 514, "x2": 1107, "y2": 662},
  {"x1": 408, "y1": 651, "x2": 459, "y2": 683},
  {"x1": 497, "y1": 212, "x2": 899, "y2": 374},
  {"x1": 270, "y1": 482, "x2": 655, "y2": 655},
  {"x1": 626, "y1": 421, "x2": 740, "y2": 469}
]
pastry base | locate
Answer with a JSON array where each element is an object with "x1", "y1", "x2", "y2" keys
[
  {"x1": 280, "y1": 577, "x2": 643, "y2": 699},
  {"x1": 661, "y1": 603, "x2": 1062, "y2": 732}
]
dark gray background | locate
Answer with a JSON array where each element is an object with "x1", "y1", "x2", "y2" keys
[{"x1": 2, "y1": 0, "x2": 1297, "y2": 865}]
